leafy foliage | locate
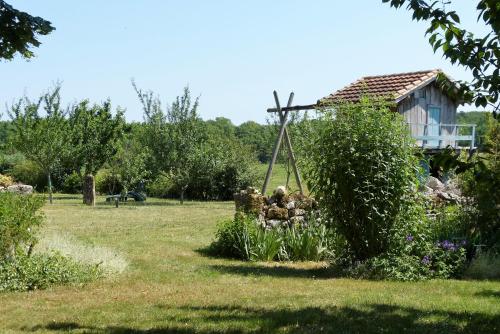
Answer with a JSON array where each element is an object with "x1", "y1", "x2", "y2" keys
[
  {"x1": 0, "y1": 192, "x2": 44, "y2": 260},
  {"x1": 8, "y1": 86, "x2": 68, "y2": 203},
  {"x1": 0, "y1": 1, "x2": 55, "y2": 60},
  {"x1": 434, "y1": 116, "x2": 500, "y2": 247},
  {"x1": 383, "y1": 0, "x2": 500, "y2": 116},
  {"x1": 0, "y1": 252, "x2": 101, "y2": 292},
  {"x1": 209, "y1": 215, "x2": 334, "y2": 262},
  {"x1": 67, "y1": 100, "x2": 125, "y2": 177},
  {"x1": 303, "y1": 98, "x2": 423, "y2": 261}
]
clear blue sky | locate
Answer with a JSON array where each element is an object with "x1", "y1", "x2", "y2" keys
[{"x1": 1, "y1": 0, "x2": 489, "y2": 124}]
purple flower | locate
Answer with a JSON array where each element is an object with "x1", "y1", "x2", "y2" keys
[
  {"x1": 440, "y1": 240, "x2": 457, "y2": 251},
  {"x1": 460, "y1": 239, "x2": 467, "y2": 246},
  {"x1": 406, "y1": 234, "x2": 414, "y2": 242},
  {"x1": 422, "y1": 255, "x2": 431, "y2": 265}
]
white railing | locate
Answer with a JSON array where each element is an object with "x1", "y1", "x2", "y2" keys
[{"x1": 407, "y1": 123, "x2": 476, "y2": 150}]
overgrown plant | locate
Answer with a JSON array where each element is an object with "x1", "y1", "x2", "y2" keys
[
  {"x1": 0, "y1": 192, "x2": 44, "y2": 261},
  {"x1": 303, "y1": 97, "x2": 423, "y2": 261}
]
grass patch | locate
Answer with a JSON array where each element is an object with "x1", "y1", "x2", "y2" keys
[{"x1": 0, "y1": 197, "x2": 498, "y2": 333}]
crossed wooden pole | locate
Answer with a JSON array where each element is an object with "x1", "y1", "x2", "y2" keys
[{"x1": 262, "y1": 91, "x2": 304, "y2": 195}]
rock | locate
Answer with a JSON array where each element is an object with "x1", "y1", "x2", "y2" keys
[
  {"x1": 246, "y1": 186, "x2": 260, "y2": 195},
  {"x1": 436, "y1": 190, "x2": 461, "y2": 204},
  {"x1": 7, "y1": 184, "x2": 33, "y2": 195},
  {"x1": 273, "y1": 186, "x2": 287, "y2": 199},
  {"x1": 290, "y1": 215, "x2": 305, "y2": 225},
  {"x1": 421, "y1": 186, "x2": 434, "y2": 196},
  {"x1": 234, "y1": 189, "x2": 264, "y2": 215},
  {"x1": 444, "y1": 179, "x2": 461, "y2": 196},
  {"x1": 426, "y1": 176, "x2": 445, "y2": 191},
  {"x1": 286, "y1": 201, "x2": 295, "y2": 210},
  {"x1": 267, "y1": 206, "x2": 288, "y2": 220},
  {"x1": 267, "y1": 219, "x2": 283, "y2": 228},
  {"x1": 289, "y1": 208, "x2": 306, "y2": 217}
]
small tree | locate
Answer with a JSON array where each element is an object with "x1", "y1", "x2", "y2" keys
[
  {"x1": 67, "y1": 100, "x2": 124, "y2": 206},
  {"x1": 9, "y1": 86, "x2": 68, "y2": 204},
  {"x1": 133, "y1": 82, "x2": 205, "y2": 204},
  {"x1": 304, "y1": 98, "x2": 422, "y2": 261}
]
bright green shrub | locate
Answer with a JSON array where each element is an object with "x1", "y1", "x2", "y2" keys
[
  {"x1": 95, "y1": 168, "x2": 123, "y2": 195},
  {"x1": 0, "y1": 252, "x2": 101, "y2": 292},
  {"x1": 0, "y1": 192, "x2": 44, "y2": 260},
  {"x1": 303, "y1": 97, "x2": 423, "y2": 261},
  {"x1": 61, "y1": 171, "x2": 82, "y2": 194},
  {"x1": 146, "y1": 174, "x2": 175, "y2": 198},
  {"x1": 9, "y1": 159, "x2": 46, "y2": 190}
]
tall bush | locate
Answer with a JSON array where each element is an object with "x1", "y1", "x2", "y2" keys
[
  {"x1": 0, "y1": 192, "x2": 44, "y2": 261},
  {"x1": 304, "y1": 97, "x2": 423, "y2": 261}
]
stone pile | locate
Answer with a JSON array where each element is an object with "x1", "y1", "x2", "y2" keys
[
  {"x1": 234, "y1": 186, "x2": 318, "y2": 229},
  {"x1": 0, "y1": 184, "x2": 34, "y2": 195},
  {"x1": 421, "y1": 176, "x2": 462, "y2": 204}
]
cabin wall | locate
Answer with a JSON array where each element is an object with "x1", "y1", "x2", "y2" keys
[{"x1": 397, "y1": 83, "x2": 457, "y2": 147}]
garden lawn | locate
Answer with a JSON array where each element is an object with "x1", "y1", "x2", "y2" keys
[{"x1": 0, "y1": 196, "x2": 499, "y2": 334}]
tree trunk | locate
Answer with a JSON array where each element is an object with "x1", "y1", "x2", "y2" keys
[
  {"x1": 83, "y1": 174, "x2": 96, "y2": 206},
  {"x1": 47, "y1": 172, "x2": 53, "y2": 204},
  {"x1": 180, "y1": 188, "x2": 185, "y2": 205}
]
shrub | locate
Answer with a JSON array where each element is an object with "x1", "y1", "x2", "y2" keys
[
  {"x1": 9, "y1": 159, "x2": 46, "y2": 190},
  {"x1": 345, "y1": 237, "x2": 467, "y2": 281},
  {"x1": 0, "y1": 192, "x2": 44, "y2": 260},
  {"x1": 95, "y1": 168, "x2": 123, "y2": 195},
  {"x1": 61, "y1": 171, "x2": 82, "y2": 194},
  {"x1": 303, "y1": 97, "x2": 423, "y2": 261},
  {"x1": 146, "y1": 174, "x2": 175, "y2": 198},
  {"x1": 0, "y1": 173, "x2": 14, "y2": 187},
  {"x1": 209, "y1": 215, "x2": 334, "y2": 262},
  {"x1": 0, "y1": 252, "x2": 101, "y2": 292}
]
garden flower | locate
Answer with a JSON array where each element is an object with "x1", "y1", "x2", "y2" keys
[
  {"x1": 421, "y1": 255, "x2": 431, "y2": 265},
  {"x1": 405, "y1": 234, "x2": 414, "y2": 242}
]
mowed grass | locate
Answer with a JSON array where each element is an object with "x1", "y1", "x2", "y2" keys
[{"x1": 0, "y1": 197, "x2": 499, "y2": 334}]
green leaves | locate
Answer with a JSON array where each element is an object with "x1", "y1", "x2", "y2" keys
[
  {"x1": 303, "y1": 97, "x2": 423, "y2": 261},
  {"x1": 384, "y1": 0, "x2": 500, "y2": 118},
  {"x1": 0, "y1": 1, "x2": 55, "y2": 60}
]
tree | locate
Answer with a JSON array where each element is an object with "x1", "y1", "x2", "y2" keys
[
  {"x1": 67, "y1": 100, "x2": 124, "y2": 206},
  {"x1": 383, "y1": 0, "x2": 500, "y2": 118},
  {"x1": 8, "y1": 86, "x2": 68, "y2": 204},
  {"x1": 133, "y1": 82, "x2": 206, "y2": 204},
  {"x1": 0, "y1": 1, "x2": 55, "y2": 60}
]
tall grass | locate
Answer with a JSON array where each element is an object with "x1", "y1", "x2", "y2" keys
[{"x1": 36, "y1": 232, "x2": 128, "y2": 275}]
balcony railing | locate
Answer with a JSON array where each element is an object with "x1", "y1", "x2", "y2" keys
[{"x1": 407, "y1": 123, "x2": 476, "y2": 150}]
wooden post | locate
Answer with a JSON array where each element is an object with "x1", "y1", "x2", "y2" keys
[
  {"x1": 278, "y1": 109, "x2": 304, "y2": 194},
  {"x1": 262, "y1": 91, "x2": 293, "y2": 195}
]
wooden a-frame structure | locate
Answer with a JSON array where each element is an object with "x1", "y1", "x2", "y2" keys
[{"x1": 262, "y1": 91, "x2": 316, "y2": 195}]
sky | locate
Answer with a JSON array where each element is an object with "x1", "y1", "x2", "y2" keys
[{"x1": 0, "y1": 0, "x2": 490, "y2": 124}]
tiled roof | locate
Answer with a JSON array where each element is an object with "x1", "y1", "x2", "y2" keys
[{"x1": 320, "y1": 69, "x2": 442, "y2": 104}]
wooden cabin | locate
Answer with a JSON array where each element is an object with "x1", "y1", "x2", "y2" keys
[{"x1": 320, "y1": 69, "x2": 476, "y2": 150}]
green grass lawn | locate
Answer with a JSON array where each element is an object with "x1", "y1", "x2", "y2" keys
[{"x1": 0, "y1": 196, "x2": 499, "y2": 333}]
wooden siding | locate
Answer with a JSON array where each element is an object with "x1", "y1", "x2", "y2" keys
[{"x1": 397, "y1": 82, "x2": 457, "y2": 147}]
